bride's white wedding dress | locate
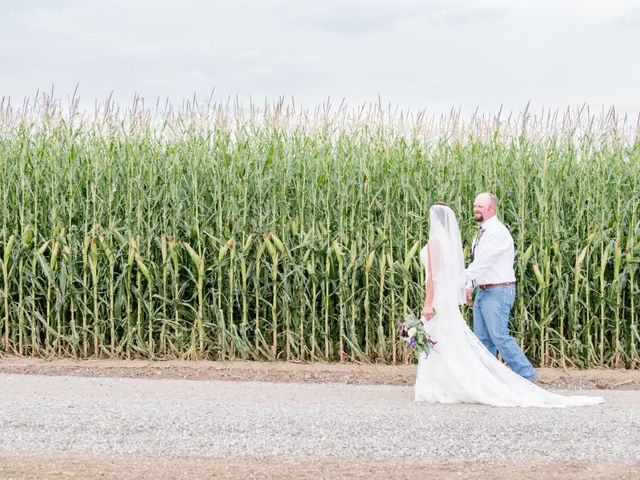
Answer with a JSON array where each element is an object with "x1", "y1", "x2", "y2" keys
[{"x1": 415, "y1": 207, "x2": 604, "y2": 408}]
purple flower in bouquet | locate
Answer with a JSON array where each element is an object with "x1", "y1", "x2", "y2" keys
[
  {"x1": 398, "y1": 313, "x2": 436, "y2": 360},
  {"x1": 396, "y1": 319, "x2": 409, "y2": 338}
]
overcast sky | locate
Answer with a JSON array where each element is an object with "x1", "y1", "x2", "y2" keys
[{"x1": 1, "y1": 0, "x2": 639, "y2": 117}]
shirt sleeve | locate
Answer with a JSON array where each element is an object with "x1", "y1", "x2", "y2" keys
[{"x1": 464, "y1": 228, "x2": 511, "y2": 286}]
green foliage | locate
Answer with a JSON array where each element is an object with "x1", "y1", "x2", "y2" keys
[{"x1": 0, "y1": 99, "x2": 638, "y2": 366}]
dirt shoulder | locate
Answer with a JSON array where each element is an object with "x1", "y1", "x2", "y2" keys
[
  {"x1": 1, "y1": 356, "x2": 639, "y2": 390},
  {"x1": 0, "y1": 452, "x2": 638, "y2": 480}
]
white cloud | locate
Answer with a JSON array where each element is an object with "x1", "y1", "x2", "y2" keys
[
  {"x1": 0, "y1": 0, "x2": 638, "y2": 117},
  {"x1": 609, "y1": 6, "x2": 640, "y2": 33}
]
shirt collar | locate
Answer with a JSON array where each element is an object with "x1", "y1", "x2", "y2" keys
[{"x1": 481, "y1": 215, "x2": 499, "y2": 229}]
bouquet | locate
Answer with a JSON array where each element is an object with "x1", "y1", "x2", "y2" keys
[{"x1": 397, "y1": 313, "x2": 437, "y2": 360}]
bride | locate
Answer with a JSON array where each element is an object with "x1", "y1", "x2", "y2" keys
[{"x1": 415, "y1": 203, "x2": 604, "y2": 407}]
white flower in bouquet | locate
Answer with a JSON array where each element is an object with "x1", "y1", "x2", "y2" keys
[{"x1": 397, "y1": 313, "x2": 437, "y2": 360}]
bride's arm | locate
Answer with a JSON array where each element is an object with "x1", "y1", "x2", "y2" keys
[{"x1": 421, "y1": 241, "x2": 435, "y2": 321}]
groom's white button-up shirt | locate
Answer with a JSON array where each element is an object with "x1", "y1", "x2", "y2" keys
[{"x1": 465, "y1": 215, "x2": 516, "y2": 288}]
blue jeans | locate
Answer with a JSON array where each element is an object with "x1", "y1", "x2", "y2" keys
[{"x1": 473, "y1": 284, "x2": 538, "y2": 382}]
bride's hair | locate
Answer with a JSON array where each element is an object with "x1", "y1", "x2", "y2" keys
[
  {"x1": 430, "y1": 202, "x2": 454, "y2": 227},
  {"x1": 426, "y1": 202, "x2": 466, "y2": 306}
]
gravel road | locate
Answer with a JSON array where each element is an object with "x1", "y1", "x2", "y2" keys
[{"x1": 1, "y1": 373, "x2": 639, "y2": 464}]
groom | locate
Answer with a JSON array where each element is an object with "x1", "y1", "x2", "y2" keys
[{"x1": 464, "y1": 193, "x2": 540, "y2": 384}]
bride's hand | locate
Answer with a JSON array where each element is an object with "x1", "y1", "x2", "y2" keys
[{"x1": 421, "y1": 305, "x2": 434, "y2": 321}]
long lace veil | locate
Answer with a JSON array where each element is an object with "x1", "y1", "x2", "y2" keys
[{"x1": 428, "y1": 205, "x2": 467, "y2": 307}]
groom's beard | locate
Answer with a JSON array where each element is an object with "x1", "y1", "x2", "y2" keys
[{"x1": 474, "y1": 213, "x2": 484, "y2": 223}]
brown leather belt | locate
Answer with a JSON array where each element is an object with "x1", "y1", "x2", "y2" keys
[{"x1": 478, "y1": 282, "x2": 515, "y2": 291}]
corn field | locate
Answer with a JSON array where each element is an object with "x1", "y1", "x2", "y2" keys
[{"x1": 0, "y1": 96, "x2": 639, "y2": 367}]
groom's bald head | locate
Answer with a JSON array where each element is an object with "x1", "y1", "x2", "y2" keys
[
  {"x1": 473, "y1": 193, "x2": 498, "y2": 223},
  {"x1": 475, "y1": 193, "x2": 498, "y2": 207}
]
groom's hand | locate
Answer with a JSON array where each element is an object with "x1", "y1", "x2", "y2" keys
[{"x1": 465, "y1": 289, "x2": 473, "y2": 307}]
